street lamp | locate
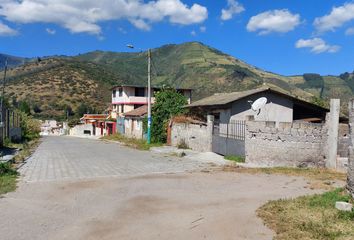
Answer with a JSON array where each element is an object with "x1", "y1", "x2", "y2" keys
[{"x1": 126, "y1": 44, "x2": 152, "y2": 144}]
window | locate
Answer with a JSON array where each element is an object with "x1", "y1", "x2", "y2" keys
[
  {"x1": 135, "y1": 87, "x2": 145, "y2": 97},
  {"x1": 112, "y1": 90, "x2": 116, "y2": 98},
  {"x1": 134, "y1": 104, "x2": 143, "y2": 109},
  {"x1": 121, "y1": 104, "x2": 124, "y2": 113},
  {"x1": 136, "y1": 121, "x2": 141, "y2": 130},
  {"x1": 118, "y1": 88, "x2": 123, "y2": 97}
]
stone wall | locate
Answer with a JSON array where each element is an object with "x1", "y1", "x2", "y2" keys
[
  {"x1": 245, "y1": 121, "x2": 326, "y2": 167},
  {"x1": 171, "y1": 122, "x2": 212, "y2": 152}
]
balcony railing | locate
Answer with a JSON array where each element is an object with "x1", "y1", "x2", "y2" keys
[{"x1": 112, "y1": 96, "x2": 156, "y2": 104}]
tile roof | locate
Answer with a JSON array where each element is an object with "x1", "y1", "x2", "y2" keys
[{"x1": 124, "y1": 105, "x2": 148, "y2": 117}]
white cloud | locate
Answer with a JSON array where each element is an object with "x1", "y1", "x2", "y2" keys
[
  {"x1": 0, "y1": 21, "x2": 17, "y2": 36},
  {"x1": 200, "y1": 26, "x2": 206, "y2": 32},
  {"x1": 0, "y1": 0, "x2": 208, "y2": 35},
  {"x1": 346, "y1": 27, "x2": 354, "y2": 35},
  {"x1": 118, "y1": 27, "x2": 127, "y2": 34},
  {"x1": 46, "y1": 28, "x2": 56, "y2": 35},
  {"x1": 129, "y1": 18, "x2": 151, "y2": 31},
  {"x1": 295, "y1": 38, "x2": 340, "y2": 54},
  {"x1": 221, "y1": 0, "x2": 244, "y2": 21},
  {"x1": 314, "y1": 3, "x2": 354, "y2": 33},
  {"x1": 247, "y1": 9, "x2": 301, "y2": 35},
  {"x1": 190, "y1": 30, "x2": 196, "y2": 36}
]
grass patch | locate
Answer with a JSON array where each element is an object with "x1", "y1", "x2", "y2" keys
[
  {"x1": 222, "y1": 166, "x2": 346, "y2": 190},
  {"x1": 102, "y1": 134, "x2": 163, "y2": 151},
  {"x1": 12, "y1": 139, "x2": 41, "y2": 166},
  {"x1": 223, "y1": 166, "x2": 346, "y2": 181},
  {"x1": 0, "y1": 163, "x2": 18, "y2": 196},
  {"x1": 224, "y1": 155, "x2": 245, "y2": 163},
  {"x1": 258, "y1": 188, "x2": 354, "y2": 240}
]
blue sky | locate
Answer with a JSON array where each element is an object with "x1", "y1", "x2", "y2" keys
[{"x1": 0, "y1": 0, "x2": 353, "y2": 76}]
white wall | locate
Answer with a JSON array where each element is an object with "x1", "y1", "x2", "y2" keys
[{"x1": 225, "y1": 92, "x2": 293, "y2": 124}]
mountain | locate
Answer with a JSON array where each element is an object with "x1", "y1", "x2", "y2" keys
[
  {"x1": 0, "y1": 42, "x2": 353, "y2": 119},
  {"x1": 1, "y1": 58, "x2": 123, "y2": 120},
  {"x1": 0, "y1": 53, "x2": 30, "y2": 70},
  {"x1": 75, "y1": 42, "x2": 313, "y2": 100}
]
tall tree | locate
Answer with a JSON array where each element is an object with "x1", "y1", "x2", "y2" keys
[{"x1": 151, "y1": 89, "x2": 188, "y2": 143}]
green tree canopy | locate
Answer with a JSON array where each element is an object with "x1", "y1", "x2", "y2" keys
[{"x1": 151, "y1": 89, "x2": 188, "y2": 143}]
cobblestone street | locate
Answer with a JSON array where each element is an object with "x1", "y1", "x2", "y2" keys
[{"x1": 19, "y1": 136, "x2": 213, "y2": 182}]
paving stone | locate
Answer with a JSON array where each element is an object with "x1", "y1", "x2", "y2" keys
[{"x1": 19, "y1": 136, "x2": 216, "y2": 182}]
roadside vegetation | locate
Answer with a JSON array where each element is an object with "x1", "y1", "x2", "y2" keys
[
  {"x1": 258, "y1": 188, "x2": 354, "y2": 240},
  {"x1": 0, "y1": 162, "x2": 18, "y2": 196},
  {"x1": 224, "y1": 155, "x2": 245, "y2": 163},
  {"x1": 102, "y1": 133, "x2": 162, "y2": 151},
  {"x1": 150, "y1": 88, "x2": 188, "y2": 143},
  {"x1": 223, "y1": 166, "x2": 347, "y2": 184},
  {"x1": 0, "y1": 108, "x2": 41, "y2": 195}
]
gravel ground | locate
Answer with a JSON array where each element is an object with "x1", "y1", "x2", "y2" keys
[{"x1": 0, "y1": 136, "x2": 320, "y2": 240}]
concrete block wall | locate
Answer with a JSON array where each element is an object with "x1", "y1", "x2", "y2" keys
[
  {"x1": 245, "y1": 121, "x2": 326, "y2": 167},
  {"x1": 171, "y1": 123, "x2": 212, "y2": 152},
  {"x1": 338, "y1": 123, "x2": 350, "y2": 158}
]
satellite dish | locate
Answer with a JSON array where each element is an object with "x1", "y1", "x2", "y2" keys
[{"x1": 251, "y1": 97, "x2": 267, "y2": 115}]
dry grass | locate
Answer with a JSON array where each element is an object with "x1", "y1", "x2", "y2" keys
[
  {"x1": 258, "y1": 188, "x2": 354, "y2": 240},
  {"x1": 101, "y1": 134, "x2": 162, "y2": 151},
  {"x1": 223, "y1": 166, "x2": 346, "y2": 190}
]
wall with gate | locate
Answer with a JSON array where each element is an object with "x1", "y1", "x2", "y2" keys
[
  {"x1": 212, "y1": 121, "x2": 246, "y2": 156},
  {"x1": 245, "y1": 121, "x2": 326, "y2": 167}
]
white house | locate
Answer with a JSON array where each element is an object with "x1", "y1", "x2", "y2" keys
[{"x1": 111, "y1": 85, "x2": 192, "y2": 119}]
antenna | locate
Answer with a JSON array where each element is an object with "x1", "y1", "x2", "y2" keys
[{"x1": 251, "y1": 97, "x2": 267, "y2": 116}]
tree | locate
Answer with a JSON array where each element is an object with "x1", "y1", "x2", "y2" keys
[
  {"x1": 18, "y1": 101, "x2": 31, "y2": 115},
  {"x1": 18, "y1": 110, "x2": 41, "y2": 140},
  {"x1": 151, "y1": 89, "x2": 188, "y2": 143},
  {"x1": 76, "y1": 103, "x2": 91, "y2": 117},
  {"x1": 33, "y1": 104, "x2": 42, "y2": 113}
]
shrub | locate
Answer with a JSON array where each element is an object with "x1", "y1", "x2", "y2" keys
[
  {"x1": 177, "y1": 139, "x2": 189, "y2": 149},
  {"x1": 0, "y1": 163, "x2": 17, "y2": 176},
  {"x1": 18, "y1": 111, "x2": 41, "y2": 141}
]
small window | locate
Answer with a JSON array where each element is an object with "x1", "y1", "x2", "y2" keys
[
  {"x1": 118, "y1": 88, "x2": 123, "y2": 97},
  {"x1": 135, "y1": 87, "x2": 145, "y2": 97},
  {"x1": 112, "y1": 90, "x2": 116, "y2": 98},
  {"x1": 121, "y1": 104, "x2": 124, "y2": 113}
]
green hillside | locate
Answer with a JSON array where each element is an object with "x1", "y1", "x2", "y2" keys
[
  {"x1": 75, "y1": 42, "x2": 313, "y2": 100},
  {"x1": 1, "y1": 41, "x2": 353, "y2": 119},
  {"x1": 1, "y1": 58, "x2": 123, "y2": 119}
]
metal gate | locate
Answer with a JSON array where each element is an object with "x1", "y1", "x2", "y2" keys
[{"x1": 212, "y1": 120, "x2": 246, "y2": 156}]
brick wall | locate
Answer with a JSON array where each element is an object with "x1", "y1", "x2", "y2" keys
[{"x1": 245, "y1": 121, "x2": 326, "y2": 167}]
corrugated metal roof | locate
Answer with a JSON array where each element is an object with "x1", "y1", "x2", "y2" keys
[
  {"x1": 187, "y1": 87, "x2": 329, "y2": 112},
  {"x1": 188, "y1": 87, "x2": 270, "y2": 107}
]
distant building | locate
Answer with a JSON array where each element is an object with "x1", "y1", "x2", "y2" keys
[
  {"x1": 187, "y1": 87, "x2": 329, "y2": 124},
  {"x1": 110, "y1": 85, "x2": 192, "y2": 119},
  {"x1": 40, "y1": 120, "x2": 64, "y2": 136},
  {"x1": 123, "y1": 105, "x2": 147, "y2": 139}
]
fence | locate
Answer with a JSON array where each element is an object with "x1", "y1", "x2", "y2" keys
[
  {"x1": 0, "y1": 108, "x2": 21, "y2": 145},
  {"x1": 215, "y1": 120, "x2": 246, "y2": 140}
]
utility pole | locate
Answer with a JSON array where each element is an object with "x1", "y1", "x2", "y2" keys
[
  {"x1": 126, "y1": 44, "x2": 152, "y2": 144},
  {"x1": 147, "y1": 49, "x2": 152, "y2": 144},
  {"x1": 1, "y1": 59, "x2": 7, "y2": 142}
]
